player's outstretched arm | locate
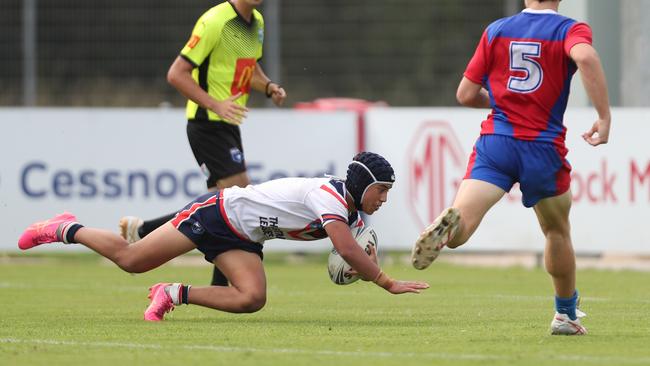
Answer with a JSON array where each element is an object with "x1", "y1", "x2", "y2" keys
[
  {"x1": 570, "y1": 43, "x2": 612, "y2": 146},
  {"x1": 325, "y1": 222, "x2": 429, "y2": 294}
]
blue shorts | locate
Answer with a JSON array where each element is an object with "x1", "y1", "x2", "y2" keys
[
  {"x1": 464, "y1": 135, "x2": 571, "y2": 207},
  {"x1": 171, "y1": 191, "x2": 263, "y2": 263}
]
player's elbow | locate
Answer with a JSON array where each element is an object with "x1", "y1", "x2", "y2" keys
[
  {"x1": 166, "y1": 68, "x2": 180, "y2": 87},
  {"x1": 456, "y1": 89, "x2": 475, "y2": 107},
  {"x1": 571, "y1": 44, "x2": 600, "y2": 68}
]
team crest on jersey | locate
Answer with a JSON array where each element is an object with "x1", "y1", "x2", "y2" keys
[
  {"x1": 258, "y1": 28, "x2": 264, "y2": 43},
  {"x1": 230, "y1": 148, "x2": 243, "y2": 164}
]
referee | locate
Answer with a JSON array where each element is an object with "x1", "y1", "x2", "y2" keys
[{"x1": 119, "y1": 0, "x2": 287, "y2": 286}]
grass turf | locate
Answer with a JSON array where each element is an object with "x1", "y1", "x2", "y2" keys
[{"x1": 1, "y1": 252, "x2": 649, "y2": 366}]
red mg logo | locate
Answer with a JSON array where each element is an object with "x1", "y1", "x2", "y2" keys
[{"x1": 407, "y1": 121, "x2": 466, "y2": 230}]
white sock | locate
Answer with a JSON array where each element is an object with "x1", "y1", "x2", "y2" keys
[{"x1": 164, "y1": 283, "x2": 182, "y2": 305}]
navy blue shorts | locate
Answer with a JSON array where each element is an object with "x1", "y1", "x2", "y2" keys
[
  {"x1": 464, "y1": 135, "x2": 571, "y2": 207},
  {"x1": 171, "y1": 191, "x2": 263, "y2": 263}
]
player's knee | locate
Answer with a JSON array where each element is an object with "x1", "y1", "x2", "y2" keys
[
  {"x1": 239, "y1": 291, "x2": 266, "y2": 313},
  {"x1": 544, "y1": 227, "x2": 571, "y2": 243},
  {"x1": 115, "y1": 255, "x2": 151, "y2": 274}
]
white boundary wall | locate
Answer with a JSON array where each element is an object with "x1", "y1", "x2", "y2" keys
[
  {"x1": 0, "y1": 108, "x2": 357, "y2": 252},
  {"x1": 1, "y1": 108, "x2": 649, "y2": 253}
]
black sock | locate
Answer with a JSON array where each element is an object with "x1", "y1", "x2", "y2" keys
[
  {"x1": 139, "y1": 212, "x2": 178, "y2": 237},
  {"x1": 211, "y1": 267, "x2": 229, "y2": 286},
  {"x1": 181, "y1": 285, "x2": 190, "y2": 305},
  {"x1": 65, "y1": 223, "x2": 84, "y2": 244}
]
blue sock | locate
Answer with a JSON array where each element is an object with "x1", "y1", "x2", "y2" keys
[{"x1": 555, "y1": 290, "x2": 578, "y2": 320}]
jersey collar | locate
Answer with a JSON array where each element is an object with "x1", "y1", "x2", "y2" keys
[
  {"x1": 227, "y1": 1, "x2": 256, "y2": 26},
  {"x1": 522, "y1": 8, "x2": 559, "y2": 15}
]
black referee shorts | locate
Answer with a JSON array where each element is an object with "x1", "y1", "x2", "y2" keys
[{"x1": 187, "y1": 120, "x2": 247, "y2": 188}]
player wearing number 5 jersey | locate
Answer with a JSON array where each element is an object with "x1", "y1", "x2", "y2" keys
[
  {"x1": 118, "y1": 0, "x2": 287, "y2": 288},
  {"x1": 411, "y1": 0, "x2": 611, "y2": 335}
]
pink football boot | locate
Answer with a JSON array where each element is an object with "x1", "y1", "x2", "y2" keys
[
  {"x1": 18, "y1": 212, "x2": 78, "y2": 250},
  {"x1": 144, "y1": 283, "x2": 175, "y2": 321}
]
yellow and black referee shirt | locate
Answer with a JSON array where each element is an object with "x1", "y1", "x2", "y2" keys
[{"x1": 180, "y1": 1, "x2": 264, "y2": 122}]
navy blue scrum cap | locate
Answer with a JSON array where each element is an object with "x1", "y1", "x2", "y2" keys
[{"x1": 345, "y1": 152, "x2": 395, "y2": 211}]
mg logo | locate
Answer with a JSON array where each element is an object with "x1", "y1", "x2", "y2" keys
[{"x1": 407, "y1": 121, "x2": 466, "y2": 230}]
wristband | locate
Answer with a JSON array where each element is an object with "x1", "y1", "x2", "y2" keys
[
  {"x1": 265, "y1": 81, "x2": 274, "y2": 98},
  {"x1": 373, "y1": 270, "x2": 394, "y2": 290}
]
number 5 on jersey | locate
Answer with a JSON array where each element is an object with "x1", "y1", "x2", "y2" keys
[{"x1": 508, "y1": 42, "x2": 543, "y2": 93}]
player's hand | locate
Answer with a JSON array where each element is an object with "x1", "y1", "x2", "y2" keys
[
  {"x1": 582, "y1": 118, "x2": 610, "y2": 146},
  {"x1": 212, "y1": 93, "x2": 249, "y2": 125},
  {"x1": 268, "y1": 83, "x2": 287, "y2": 106},
  {"x1": 386, "y1": 279, "x2": 430, "y2": 294},
  {"x1": 345, "y1": 244, "x2": 378, "y2": 279}
]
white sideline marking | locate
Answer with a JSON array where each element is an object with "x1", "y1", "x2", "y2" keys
[{"x1": 2, "y1": 338, "x2": 650, "y2": 364}]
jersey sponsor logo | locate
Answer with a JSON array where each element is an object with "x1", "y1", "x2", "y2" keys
[
  {"x1": 259, "y1": 216, "x2": 284, "y2": 239},
  {"x1": 407, "y1": 122, "x2": 465, "y2": 231},
  {"x1": 230, "y1": 58, "x2": 256, "y2": 95},
  {"x1": 187, "y1": 34, "x2": 201, "y2": 49}
]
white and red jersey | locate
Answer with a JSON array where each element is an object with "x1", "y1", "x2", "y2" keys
[{"x1": 219, "y1": 177, "x2": 363, "y2": 244}]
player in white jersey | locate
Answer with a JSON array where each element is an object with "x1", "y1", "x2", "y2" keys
[{"x1": 18, "y1": 152, "x2": 430, "y2": 321}]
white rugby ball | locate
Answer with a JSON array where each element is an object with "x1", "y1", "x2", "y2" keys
[{"x1": 327, "y1": 225, "x2": 378, "y2": 285}]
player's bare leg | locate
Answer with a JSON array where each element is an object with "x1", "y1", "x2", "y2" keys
[
  {"x1": 534, "y1": 190, "x2": 586, "y2": 335},
  {"x1": 412, "y1": 179, "x2": 505, "y2": 269},
  {"x1": 216, "y1": 171, "x2": 250, "y2": 190},
  {"x1": 534, "y1": 191, "x2": 575, "y2": 297},
  {"x1": 75, "y1": 222, "x2": 196, "y2": 273},
  {"x1": 186, "y1": 250, "x2": 267, "y2": 313}
]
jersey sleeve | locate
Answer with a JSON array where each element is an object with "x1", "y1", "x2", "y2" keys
[
  {"x1": 564, "y1": 22, "x2": 593, "y2": 55},
  {"x1": 463, "y1": 30, "x2": 489, "y2": 85},
  {"x1": 304, "y1": 184, "x2": 349, "y2": 228},
  {"x1": 180, "y1": 12, "x2": 223, "y2": 67}
]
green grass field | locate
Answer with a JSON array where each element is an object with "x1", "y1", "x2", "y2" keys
[{"x1": 1, "y1": 252, "x2": 649, "y2": 366}]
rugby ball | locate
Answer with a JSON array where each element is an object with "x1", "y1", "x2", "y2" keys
[{"x1": 327, "y1": 225, "x2": 378, "y2": 285}]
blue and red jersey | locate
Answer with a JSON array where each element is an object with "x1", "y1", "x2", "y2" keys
[{"x1": 464, "y1": 9, "x2": 592, "y2": 150}]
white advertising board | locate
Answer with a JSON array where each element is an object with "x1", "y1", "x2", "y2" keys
[
  {"x1": 0, "y1": 108, "x2": 357, "y2": 252},
  {"x1": 365, "y1": 107, "x2": 650, "y2": 253}
]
